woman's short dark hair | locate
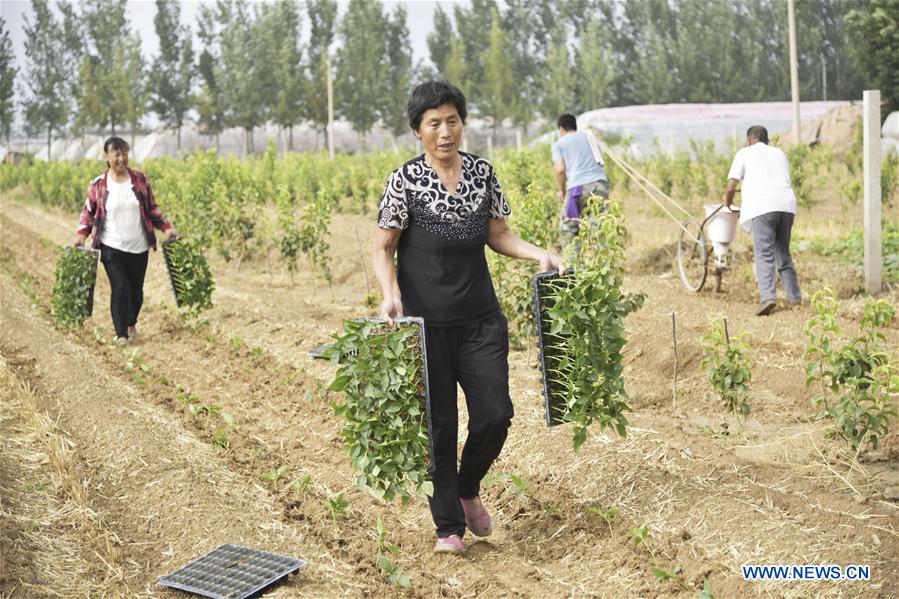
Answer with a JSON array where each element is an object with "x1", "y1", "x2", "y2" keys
[
  {"x1": 746, "y1": 125, "x2": 769, "y2": 144},
  {"x1": 406, "y1": 80, "x2": 467, "y2": 131},
  {"x1": 557, "y1": 114, "x2": 577, "y2": 131},
  {"x1": 104, "y1": 136, "x2": 129, "y2": 154}
]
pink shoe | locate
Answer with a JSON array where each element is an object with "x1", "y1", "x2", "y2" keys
[
  {"x1": 434, "y1": 534, "x2": 466, "y2": 555},
  {"x1": 460, "y1": 496, "x2": 492, "y2": 537}
]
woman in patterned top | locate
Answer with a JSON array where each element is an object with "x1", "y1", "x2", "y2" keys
[{"x1": 373, "y1": 80, "x2": 562, "y2": 555}]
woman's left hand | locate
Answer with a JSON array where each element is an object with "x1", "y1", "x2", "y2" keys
[
  {"x1": 539, "y1": 250, "x2": 563, "y2": 273},
  {"x1": 166, "y1": 228, "x2": 179, "y2": 240}
]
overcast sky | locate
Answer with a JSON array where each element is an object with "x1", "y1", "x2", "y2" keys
[{"x1": 3, "y1": 0, "x2": 460, "y2": 88}]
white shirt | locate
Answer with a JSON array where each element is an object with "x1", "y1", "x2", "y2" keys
[
  {"x1": 727, "y1": 142, "x2": 796, "y2": 231},
  {"x1": 100, "y1": 177, "x2": 150, "y2": 253}
]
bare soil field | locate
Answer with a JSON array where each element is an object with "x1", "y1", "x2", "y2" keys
[{"x1": 1, "y1": 192, "x2": 897, "y2": 598}]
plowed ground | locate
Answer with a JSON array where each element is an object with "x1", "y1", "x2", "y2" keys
[{"x1": 1, "y1": 193, "x2": 897, "y2": 598}]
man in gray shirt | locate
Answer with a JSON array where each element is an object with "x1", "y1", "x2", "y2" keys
[{"x1": 552, "y1": 114, "x2": 609, "y2": 248}]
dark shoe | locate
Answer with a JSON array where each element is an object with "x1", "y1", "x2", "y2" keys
[
  {"x1": 755, "y1": 300, "x2": 777, "y2": 316},
  {"x1": 460, "y1": 496, "x2": 493, "y2": 537},
  {"x1": 434, "y1": 534, "x2": 466, "y2": 555}
]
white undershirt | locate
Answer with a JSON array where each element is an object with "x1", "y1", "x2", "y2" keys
[
  {"x1": 727, "y1": 142, "x2": 797, "y2": 232},
  {"x1": 100, "y1": 177, "x2": 149, "y2": 253}
]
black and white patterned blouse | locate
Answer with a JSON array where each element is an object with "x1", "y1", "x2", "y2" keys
[
  {"x1": 377, "y1": 152, "x2": 511, "y2": 238},
  {"x1": 377, "y1": 152, "x2": 510, "y2": 327}
]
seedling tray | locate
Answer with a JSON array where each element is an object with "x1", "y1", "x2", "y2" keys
[
  {"x1": 532, "y1": 271, "x2": 576, "y2": 426},
  {"x1": 77, "y1": 247, "x2": 100, "y2": 317},
  {"x1": 157, "y1": 544, "x2": 304, "y2": 599},
  {"x1": 355, "y1": 317, "x2": 433, "y2": 465},
  {"x1": 161, "y1": 237, "x2": 213, "y2": 309}
]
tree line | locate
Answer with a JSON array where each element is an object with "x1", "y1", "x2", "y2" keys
[{"x1": 1, "y1": 0, "x2": 895, "y2": 158}]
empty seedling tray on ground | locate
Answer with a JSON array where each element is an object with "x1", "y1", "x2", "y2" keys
[
  {"x1": 532, "y1": 271, "x2": 576, "y2": 426},
  {"x1": 157, "y1": 544, "x2": 304, "y2": 599}
]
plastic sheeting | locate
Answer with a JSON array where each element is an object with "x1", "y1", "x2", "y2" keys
[{"x1": 577, "y1": 101, "x2": 853, "y2": 158}]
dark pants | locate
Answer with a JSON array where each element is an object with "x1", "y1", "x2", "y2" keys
[
  {"x1": 425, "y1": 314, "x2": 513, "y2": 539},
  {"x1": 750, "y1": 212, "x2": 801, "y2": 303},
  {"x1": 100, "y1": 244, "x2": 149, "y2": 339}
]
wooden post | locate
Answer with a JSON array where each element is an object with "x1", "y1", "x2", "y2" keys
[
  {"x1": 863, "y1": 90, "x2": 882, "y2": 294},
  {"x1": 787, "y1": 0, "x2": 801, "y2": 146},
  {"x1": 326, "y1": 55, "x2": 335, "y2": 160}
]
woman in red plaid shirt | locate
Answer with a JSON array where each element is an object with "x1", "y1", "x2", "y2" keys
[{"x1": 74, "y1": 137, "x2": 178, "y2": 344}]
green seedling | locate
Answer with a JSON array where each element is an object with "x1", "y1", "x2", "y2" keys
[
  {"x1": 700, "y1": 318, "x2": 752, "y2": 420},
  {"x1": 376, "y1": 518, "x2": 411, "y2": 588},
  {"x1": 631, "y1": 526, "x2": 655, "y2": 560},
  {"x1": 805, "y1": 288, "x2": 898, "y2": 451},
  {"x1": 289, "y1": 474, "x2": 312, "y2": 495},
  {"x1": 588, "y1": 506, "x2": 620, "y2": 535},
  {"x1": 249, "y1": 346, "x2": 264, "y2": 358},
  {"x1": 176, "y1": 393, "x2": 201, "y2": 405},
  {"x1": 189, "y1": 403, "x2": 221, "y2": 417},
  {"x1": 700, "y1": 579, "x2": 717, "y2": 599},
  {"x1": 229, "y1": 335, "x2": 244, "y2": 353},
  {"x1": 652, "y1": 565, "x2": 690, "y2": 590},
  {"x1": 212, "y1": 427, "x2": 230, "y2": 449},
  {"x1": 323, "y1": 492, "x2": 349, "y2": 517},
  {"x1": 260, "y1": 465, "x2": 288, "y2": 482}
]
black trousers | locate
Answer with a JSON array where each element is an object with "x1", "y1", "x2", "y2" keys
[
  {"x1": 100, "y1": 244, "x2": 148, "y2": 339},
  {"x1": 425, "y1": 314, "x2": 513, "y2": 538}
]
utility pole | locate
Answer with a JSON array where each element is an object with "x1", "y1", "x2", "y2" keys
[
  {"x1": 788, "y1": 0, "x2": 800, "y2": 145},
  {"x1": 326, "y1": 55, "x2": 335, "y2": 159}
]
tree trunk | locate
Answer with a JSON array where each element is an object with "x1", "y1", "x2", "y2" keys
[
  {"x1": 131, "y1": 125, "x2": 136, "y2": 148},
  {"x1": 177, "y1": 126, "x2": 182, "y2": 150},
  {"x1": 47, "y1": 126, "x2": 52, "y2": 160},
  {"x1": 215, "y1": 133, "x2": 220, "y2": 153},
  {"x1": 111, "y1": 115, "x2": 116, "y2": 137},
  {"x1": 288, "y1": 126, "x2": 293, "y2": 152}
]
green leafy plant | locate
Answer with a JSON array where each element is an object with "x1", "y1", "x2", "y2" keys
[
  {"x1": 632, "y1": 525, "x2": 691, "y2": 590},
  {"x1": 587, "y1": 505, "x2": 620, "y2": 535},
  {"x1": 327, "y1": 319, "x2": 432, "y2": 502},
  {"x1": 323, "y1": 492, "x2": 349, "y2": 517},
  {"x1": 804, "y1": 287, "x2": 898, "y2": 451},
  {"x1": 189, "y1": 403, "x2": 221, "y2": 418},
  {"x1": 376, "y1": 518, "x2": 411, "y2": 588},
  {"x1": 482, "y1": 472, "x2": 530, "y2": 502},
  {"x1": 700, "y1": 319, "x2": 752, "y2": 418},
  {"x1": 161, "y1": 237, "x2": 215, "y2": 318},
  {"x1": 289, "y1": 474, "x2": 312, "y2": 495},
  {"x1": 535, "y1": 202, "x2": 644, "y2": 449},
  {"x1": 51, "y1": 246, "x2": 98, "y2": 326},
  {"x1": 700, "y1": 579, "x2": 717, "y2": 599},
  {"x1": 260, "y1": 465, "x2": 288, "y2": 482}
]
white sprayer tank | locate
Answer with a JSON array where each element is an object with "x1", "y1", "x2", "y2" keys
[{"x1": 704, "y1": 204, "x2": 740, "y2": 260}]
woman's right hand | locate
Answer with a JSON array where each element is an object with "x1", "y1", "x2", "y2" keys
[
  {"x1": 74, "y1": 234, "x2": 86, "y2": 248},
  {"x1": 380, "y1": 295, "x2": 404, "y2": 324}
]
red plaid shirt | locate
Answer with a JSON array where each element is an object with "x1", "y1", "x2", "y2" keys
[{"x1": 77, "y1": 168, "x2": 172, "y2": 250}]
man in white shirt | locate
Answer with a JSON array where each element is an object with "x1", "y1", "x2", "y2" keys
[{"x1": 723, "y1": 125, "x2": 801, "y2": 316}]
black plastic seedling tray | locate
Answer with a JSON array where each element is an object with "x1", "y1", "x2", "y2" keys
[
  {"x1": 157, "y1": 544, "x2": 304, "y2": 599},
  {"x1": 532, "y1": 270, "x2": 576, "y2": 426},
  {"x1": 358, "y1": 317, "x2": 433, "y2": 465},
  {"x1": 161, "y1": 237, "x2": 185, "y2": 307}
]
